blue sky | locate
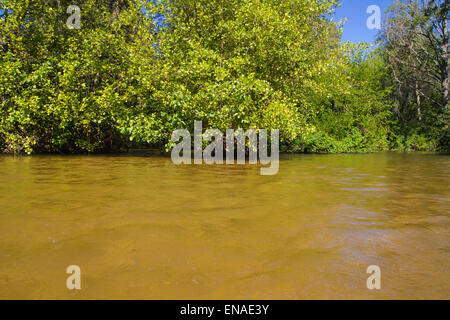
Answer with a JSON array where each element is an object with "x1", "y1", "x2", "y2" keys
[{"x1": 334, "y1": 0, "x2": 392, "y2": 43}]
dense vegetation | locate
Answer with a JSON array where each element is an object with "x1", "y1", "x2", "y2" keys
[
  {"x1": 381, "y1": 0, "x2": 449, "y2": 151},
  {"x1": 0, "y1": 0, "x2": 448, "y2": 154}
]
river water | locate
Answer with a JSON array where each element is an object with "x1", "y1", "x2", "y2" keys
[{"x1": 0, "y1": 152, "x2": 448, "y2": 299}]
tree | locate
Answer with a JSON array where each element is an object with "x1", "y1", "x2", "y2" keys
[
  {"x1": 380, "y1": 0, "x2": 449, "y2": 150},
  {"x1": 138, "y1": 0, "x2": 345, "y2": 148},
  {"x1": 0, "y1": 0, "x2": 158, "y2": 153},
  {"x1": 381, "y1": 0, "x2": 448, "y2": 118}
]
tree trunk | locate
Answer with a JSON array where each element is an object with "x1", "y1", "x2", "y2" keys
[
  {"x1": 413, "y1": 61, "x2": 422, "y2": 121},
  {"x1": 416, "y1": 83, "x2": 422, "y2": 121},
  {"x1": 442, "y1": 7, "x2": 449, "y2": 110},
  {"x1": 443, "y1": 66, "x2": 449, "y2": 110}
]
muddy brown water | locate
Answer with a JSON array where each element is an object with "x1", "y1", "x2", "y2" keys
[{"x1": 0, "y1": 152, "x2": 448, "y2": 299}]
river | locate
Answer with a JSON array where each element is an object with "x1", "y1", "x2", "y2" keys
[{"x1": 0, "y1": 152, "x2": 448, "y2": 299}]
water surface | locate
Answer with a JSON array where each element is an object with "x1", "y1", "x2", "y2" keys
[{"x1": 0, "y1": 153, "x2": 448, "y2": 299}]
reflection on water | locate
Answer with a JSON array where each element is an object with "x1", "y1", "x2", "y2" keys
[{"x1": 0, "y1": 152, "x2": 448, "y2": 299}]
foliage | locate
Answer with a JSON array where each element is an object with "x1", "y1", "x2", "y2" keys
[
  {"x1": 0, "y1": 0, "x2": 447, "y2": 154},
  {"x1": 0, "y1": 0, "x2": 159, "y2": 153},
  {"x1": 380, "y1": 0, "x2": 449, "y2": 152}
]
